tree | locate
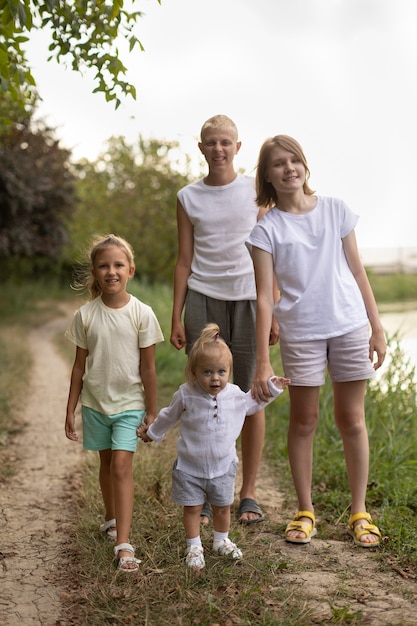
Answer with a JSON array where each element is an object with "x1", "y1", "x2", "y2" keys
[
  {"x1": 67, "y1": 136, "x2": 197, "y2": 284},
  {"x1": 0, "y1": 118, "x2": 76, "y2": 265},
  {"x1": 0, "y1": 0, "x2": 160, "y2": 130}
]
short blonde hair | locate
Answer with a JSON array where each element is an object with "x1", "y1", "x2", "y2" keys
[
  {"x1": 71, "y1": 234, "x2": 135, "y2": 299},
  {"x1": 256, "y1": 135, "x2": 314, "y2": 209},
  {"x1": 185, "y1": 323, "x2": 233, "y2": 385},
  {"x1": 200, "y1": 115, "x2": 238, "y2": 142}
]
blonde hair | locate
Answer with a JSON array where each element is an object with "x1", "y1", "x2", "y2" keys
[
  {"x1": 256, "y1": 135, "x2": 315, "y2": 209},
  {"x1": 200, "y1": 114, "x2": 238, "y2": 142},
  {"x1": 71, "y1": 234, "x2": 135, "y2": 299},
  {"x1": 185, "y1": 323, "x2": 233, "y2": 385}
]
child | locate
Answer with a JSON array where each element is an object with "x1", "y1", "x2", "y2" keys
[
  {"x1": 246, "y1": 135, "x2": 386, "y2": 547},
  {"x1": 65, "y1": 234, "x2": 164, "y2": 571},
  {"x1": 139, "y1": 323, "x2": 289, "y2": 571},
  {"x1": 170, "y1": 114, "x2": 279, "y2": 525}
]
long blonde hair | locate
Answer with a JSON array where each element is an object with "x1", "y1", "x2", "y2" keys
[
  {"x1": 256, "y1": 135, "x2": 315, "y2": 209},
  {"x1": 185, "y1": 323, "x2": 233, "y2": 385},
  {"x1": 71, "y1": 234, "x2": 135, "y2": 299}
]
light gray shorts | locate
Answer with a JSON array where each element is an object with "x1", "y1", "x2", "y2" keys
[
  {"x1": 171, "y1": 459, "x2": 238, "y2": 507},
  {"x1": 82, "y1": 406, "x2": 145, "y2": 452},
  {"x1": 280, "y1": 325, "x2": 376, "y2": 386},
  {"x1": 184, "y1": 289, "x2": 256, "y2": 391}
]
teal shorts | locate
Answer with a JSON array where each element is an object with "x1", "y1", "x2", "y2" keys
[{"x1": 82, "y1": 406, "x2": 145, "y2": 452}]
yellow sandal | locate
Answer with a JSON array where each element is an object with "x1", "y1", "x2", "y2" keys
[
  {"x1": 348, "y1": 512, "x2": 381, "y2": 548},
  {"x1": 285, "y1": 510, "x2": 317, "y2": 544}
]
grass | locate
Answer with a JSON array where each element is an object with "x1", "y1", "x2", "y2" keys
[{"x1": 1, "y1": 275, "x2": 417, "y2": 624}]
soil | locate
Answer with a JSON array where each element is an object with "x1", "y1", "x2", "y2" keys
[{"x1": 0, "y1": 307, "x2": 416, "y2": 625}]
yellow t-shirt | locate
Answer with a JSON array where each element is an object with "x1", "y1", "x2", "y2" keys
[{"x1": 65, "y1": 295, "x2": 164, "y2": 414}]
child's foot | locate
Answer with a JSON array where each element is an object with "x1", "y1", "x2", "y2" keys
[
  {"x1": 99, "y1": 518, "x2": 117, "y2": 541},
  {"x1": 185, "y1": 545, "x2": 205, "y2": 570},
  {"x1": 212, "y1": 538, "x2": 243, "y2": 560},
  {"x1": 114, "y1": 543, "x2": 141, "y2": 571}
]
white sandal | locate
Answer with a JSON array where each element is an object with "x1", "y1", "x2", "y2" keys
[
  {"x1": 99, "y1": 518, "x2": 117, "y2": 541},
  {"x1": 114, "y1": 543, "x2": 141, "y2": 571}
]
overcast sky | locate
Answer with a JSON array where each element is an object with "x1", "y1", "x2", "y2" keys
[{"x1": 26, "y1": 0, "x2": 417, "y2": 251}]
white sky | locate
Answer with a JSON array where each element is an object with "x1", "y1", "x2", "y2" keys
[{"x1": 26, "y1": 0, "x2": 417, "y2": 250}]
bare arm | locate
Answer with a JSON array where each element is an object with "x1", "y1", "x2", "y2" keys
[
  {"x1": 65, "y1": 346, "x2": 88, "y2": 441},
  {"x1": 257, "y1": 205, "x2": 280, "y2": 346},
  {"x1": 252, "y1": 246, "x2": 276, "y2": 401},
  {"x1": 170, "y1": 199, "x2": 194, "y2": 350},
  {"x1": 139, "y1": 344, "x2": 158, "y2": 426},
  {"x1": 343, "y1": 230, "x2": 387, "y2": 369}
]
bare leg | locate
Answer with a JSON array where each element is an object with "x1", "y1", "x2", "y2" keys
[
  {"x1": 212, "y1": 504, "x2": 231, "y2": 533},
  {"x1": 111, "y1": 450, "x2": 136, "y2": 565},
  {"x1": 99, "y1": 449, "x2": 115, "y2": 524},
  {"x1": 183, "y1": 505, "x2": 203, "y2": 539},
  {"x1": 333, "y1": 380, "x2": 378, "y2": 544},
  {"x1": 239, "y1": 409, "x2": 265, "y2": 522},
  {"x1": 286, "y1": 386, "x2": 320, "y2": 540}
]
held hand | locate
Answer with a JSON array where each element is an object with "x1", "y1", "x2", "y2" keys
[
  {"x1": 170, "y1": 321, "x2": 187, "y2": 350},
  {"x1": 369, "y1": 328, "x2": 387, "y2": 370},
  {"x1": 65, "y1": 415, "x2": 79, "y2": 442},
  {"x1": 252, "y1": 363, "x2": 275, "y2": 402},
  {"x1": 137, "y1": 424, "x2": 153, "y2": 443},
  {"x1": 137, "y1": 422, "x2": 148, "y2": 437},
  {"x1": 271, "y1": 376, "x2": 291, "y2": 390}
]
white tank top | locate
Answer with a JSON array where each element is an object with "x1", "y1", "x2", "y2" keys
[{"x1": 178, "y1": 174, "x2": 258, "y2": 300}]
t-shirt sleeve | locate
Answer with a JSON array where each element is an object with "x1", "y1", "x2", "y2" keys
[
  {"x1": 64, "y1": 309, "x2": 88, "y2": 349},
  {"x1": 245, "y1": 218, "x2": 273, "y2": 256},
  {"x1": 339, "y1": 199, "x2": 359, "y2": 238},
  {"x1": 135, "y1": 301, "x2": 164, "y2": 348}
]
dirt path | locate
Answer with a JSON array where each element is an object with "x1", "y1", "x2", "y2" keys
[
  {"x1": 0, "y1": 307, "x2": 82, "y2": 625},
  {"x1": 0, "y1": 308, "x2": 417, "y2": 625},
  {"x1": 250, "y1": 466, "x2": 417, "y2": 625}
]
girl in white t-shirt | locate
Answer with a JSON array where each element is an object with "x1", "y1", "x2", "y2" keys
[
  {"x1": 65, "y1": 234, "x2": 164, "y2": 571},
  {"x1": 246, "y1": 135, "x2": 386, "y2": 548},
  {"x1": 139, "y1": 323, "x2": 289, "y2": 571}
]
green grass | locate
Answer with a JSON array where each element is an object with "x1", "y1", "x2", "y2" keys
[
  {"x1": 365, "y1": 270, "x2": 417, "y2": 304},
  {"x1": 1, "y1": 275, "x2": 417, "y2": 623}
]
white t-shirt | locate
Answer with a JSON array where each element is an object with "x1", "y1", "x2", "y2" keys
[
  {"x1": 246, "y1": 196, "x2": 369, "y2": 341},
  {"x1": 65, "y1": 295, "x2": 164, "y2": 414},
  {"x1": 147, "y1": 378, "x2": 283, "y2": 479},
  {"x1": 177, "y1": 174, "x2": 258, "y2": 300}
]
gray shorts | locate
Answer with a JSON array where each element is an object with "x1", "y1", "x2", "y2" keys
[
  {"x1": 184, "y1": 289, "x2": 256, "y2": 391},
  {"x1": 280, "y1": 324, "x2": 376, "y2": 386},
  {"x1": 171, "y1": 459, "x2": 238, "y2": 507}
]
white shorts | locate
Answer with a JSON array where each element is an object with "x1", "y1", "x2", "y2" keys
[{"x1": 280, "y1": 325, "x2": 376, "y2": 386}]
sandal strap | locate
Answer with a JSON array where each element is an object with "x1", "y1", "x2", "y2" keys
[
  {"x1": 117, "y1": 555, "x2": 141, "y2": 570},
  {"x1": 114, "y1": 542, "x2": 135, "y2": 556},
  {"x1": 349, "y1": 512, "x2": 372, "y2": 528},
  {"x1": 286, "y1": 520, "x2": 312, "y2": 534},
  {"x1": 294, "y1": 510, "x2": 315, "y2": 524},
  {"x1": 100, "y1": 518, "x2": 116, "y2": 532},
  {"x1": 353, "y1": 523, "x2": 381, "y2": 540}
]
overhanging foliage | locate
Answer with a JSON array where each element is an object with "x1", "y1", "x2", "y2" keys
[{"x1": 0, "y1": 0, "x2": 160, "y2": 130}]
